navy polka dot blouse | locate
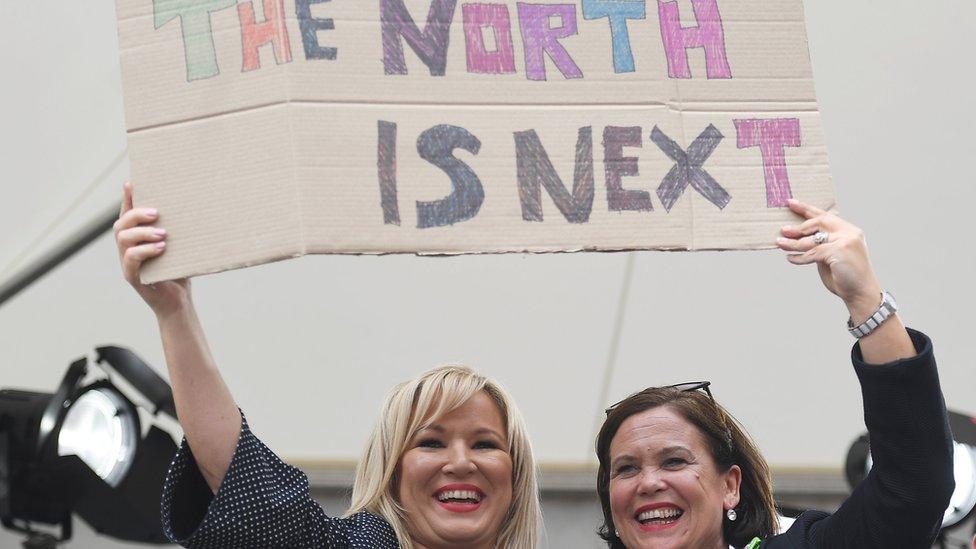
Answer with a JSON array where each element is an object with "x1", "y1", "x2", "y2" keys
[{"x1": 161, "y1": 413, "x2": 401, "y2": 548}]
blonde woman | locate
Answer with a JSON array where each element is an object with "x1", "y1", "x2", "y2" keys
[{"x1": 115, "y1": 182, "x2": 540, "y2": 548}]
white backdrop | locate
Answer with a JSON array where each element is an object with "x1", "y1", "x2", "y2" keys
[{"x1": 2, "y1": 0, "x2": 974, "y2": 479}]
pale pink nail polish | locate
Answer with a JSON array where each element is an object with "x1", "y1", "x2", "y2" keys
[
  {"x1": 154, "y1": 228, "x2": 167, "y2": 237},
  {"x1": 155, "y1": 242, "x2": 166, "y2": 249}
]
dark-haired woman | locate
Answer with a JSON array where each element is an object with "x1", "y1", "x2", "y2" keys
[{"x1": 595, "y1": 199, "x2": 954, "y2": 548}]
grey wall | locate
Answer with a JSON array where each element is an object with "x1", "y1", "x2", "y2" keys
[{"x1": 2, "y1": 0, "x2": 975, "y2": 547}]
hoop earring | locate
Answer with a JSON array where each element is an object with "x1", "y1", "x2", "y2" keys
[{"x1": 726, "y1": 508, "x2": 737, "y2": 522}]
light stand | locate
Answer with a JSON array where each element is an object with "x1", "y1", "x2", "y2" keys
[{"x1": 0, "y1": 347, "x2": 179, "y2": 546}]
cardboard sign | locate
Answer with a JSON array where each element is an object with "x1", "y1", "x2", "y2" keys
[{"x1": 115, "y1": 0, "x2": 834, "y2": 283}]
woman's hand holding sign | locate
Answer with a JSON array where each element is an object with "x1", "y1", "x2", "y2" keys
[
  {"x1": 777, "y1": 199, "x2": 880, "y2": 308},
  {"x1": 115, "y1": 181, "x2": 190, "y2": 319},
  {"x1": 777, "y1": 198, "x2": 915, "y2": 364}
]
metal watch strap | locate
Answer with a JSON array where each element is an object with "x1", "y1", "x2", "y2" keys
[{"x1": 847, "y1": 291, "x2": 898, "y2": 339}]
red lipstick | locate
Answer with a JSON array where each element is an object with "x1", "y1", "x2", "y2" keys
[
  {"x1": 633, "y1": 502, "x2": 684, "y2": 532},
  {"x1": 434, "y1": 483, "x2": 485, "y2": 513}
]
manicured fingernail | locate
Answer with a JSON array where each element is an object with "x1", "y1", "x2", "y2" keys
[
  {"x1": 154, "y1": 228, "x2": 167, "y2": 237},
  {"x1": 155, "y1": 242, "x2": 166, "y2": 249},
  {"x1": 787, "y1": 198, "x2": 797, "y2": 204},
  {"x1": 147, "y1": 209, "x2": 158, "y2": 217},
  {"x1": 776, "y1": 237, "x2": 787, "y2": 244}
]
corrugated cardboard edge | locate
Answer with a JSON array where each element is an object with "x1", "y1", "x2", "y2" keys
[{"x1": 140, "y1": 243, "x2": 777, "y2": 284}]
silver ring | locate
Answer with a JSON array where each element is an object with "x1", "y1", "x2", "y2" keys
[{"x1": 813, "y1": 231, "x2": 829, "y2": 245}]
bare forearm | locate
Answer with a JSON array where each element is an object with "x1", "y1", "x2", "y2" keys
[{"x1": 157, "y1": 304, "x2": 242, "y2": 492}]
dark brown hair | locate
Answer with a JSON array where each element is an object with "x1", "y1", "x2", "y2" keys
[{"x1": 595, "y1": 388, "x2": 777, "y2": 548}]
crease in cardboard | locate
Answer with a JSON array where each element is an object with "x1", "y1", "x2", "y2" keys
[{"x1": 128, "y1": 99, "x2": 822, "y2": 135}]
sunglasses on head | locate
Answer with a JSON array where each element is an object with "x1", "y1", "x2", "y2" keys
[
  {"x1": 604, "y1": 380, "x2": 733, "y2": 449},
  {"x1": 605, "y1": 380, "x2": 715, "y2": 415}
]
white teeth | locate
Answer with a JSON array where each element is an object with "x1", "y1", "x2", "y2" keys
[
  {"x1": 637, "y1": 508, "x2": 683, "y2": 521},
  {"x1": 437, "y1": 490, "x2": 483, "y2": 502}
]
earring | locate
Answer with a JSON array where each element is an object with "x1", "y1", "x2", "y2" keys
[{"x1": 726, "y1": 508, "x2": 737, "y2": 522}]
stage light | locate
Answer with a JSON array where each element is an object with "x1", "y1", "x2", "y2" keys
[
  {"x1": 0, "y1": 347, "x2": 178, "y2": 548},
  {"x1": 56, "y1": 386, "x2": 139, "y2": 487},
  {"x1": 945, "y1": 441, "x2": 976, "y2": 529},
  {"x1": 846, "y1": 410, "x2": 976, "y2": 537}
]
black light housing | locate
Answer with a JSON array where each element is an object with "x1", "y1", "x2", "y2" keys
[
  {"x1": 846, "y1": 410, "x2": 976, "y2": 537},
  {"x1": 0, "y1": 347, "x2": 178, "y2": 546}
]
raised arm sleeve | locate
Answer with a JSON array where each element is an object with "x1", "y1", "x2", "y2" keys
[
  {"x1": 160, "y1": 412, "x2": 346, "y2": 548},
  {"x1": 803, "y1": 328, "x2": 955, "y2": 548}
]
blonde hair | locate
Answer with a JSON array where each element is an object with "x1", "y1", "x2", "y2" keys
[{"x1": 346, "y1": 365, "x2": 540, "y2": 549}]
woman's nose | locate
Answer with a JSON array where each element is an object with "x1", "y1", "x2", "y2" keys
[
  {"x1": 636, "y1": 468, "x2": 667, "y2": 494},
  {"x1": 443, "y1": 443, "x2": 477, "y2": 475}
]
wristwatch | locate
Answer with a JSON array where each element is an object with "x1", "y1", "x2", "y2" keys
[{"x1": 847, "y1": 290, "x2": 898, "y2": 339}]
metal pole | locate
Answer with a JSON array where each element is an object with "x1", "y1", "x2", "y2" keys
[{"x1": 0, "y1": 204, "x2": 118, "y2": 308}]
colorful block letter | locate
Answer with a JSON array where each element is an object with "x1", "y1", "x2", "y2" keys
[
  {"x1": 517, "y1": 3, "x2": 584, "y2": 81},
  {"x1": 463, "y1": 3, "x2": 517, "y2": 74},
  {"x1": 296, "y1": 0, "x2": 337, "y2": 60},
  {"x1": 238, "y1": 0, "x2": 292, "y2": 72},
  {"x1": 515, "y1": 127, "x2": 594, "y2": 222},
  {"x1": 153, "y1": 0, "x2": 238, "y2": 81},
  {"x1": 658, "y1": 0, "x2": 731, "y2": 79},
  {"x1": 604, "y1": 126, "x2": 652, "y2": 211},
  {"x1": 381, "y1": 0, "x2": 459, "y2": 76},
  {"x1": 582, "y1": 0, "x2": 646, "y2": 74},
  {"x1": 415, "y1": 125, "x2": 485, "y2": 228},
  {"x1": 734, "y1": 118, "x2": 802, "y2": 207}
]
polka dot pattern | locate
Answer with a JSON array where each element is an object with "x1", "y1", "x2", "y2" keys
[{"x1": 161, "y1": 413, "x2": 400, "y2": 548}]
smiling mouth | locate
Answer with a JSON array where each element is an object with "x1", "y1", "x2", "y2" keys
[
  {"x1": 634, "y1": 506, "x2": 684, "y2": 531},
  {"x1": 434, "y1": 487, "x2": 485, "y2": 513}
]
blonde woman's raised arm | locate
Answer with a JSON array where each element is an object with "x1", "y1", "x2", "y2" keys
[{"x1": 115, "y1": 181, "x2": 241, "y2": 492}]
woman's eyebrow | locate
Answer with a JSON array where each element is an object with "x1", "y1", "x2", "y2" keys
[
  {"x1": 610, "y1": 455, "x2": 635, "y2": 470},
  {"x1": 415, "y1": 425, "x2": 505, "y2": 442},
  {"x1": 610, "y1": 445, "x2": 692, "y2": 468},
  {"x1": 473, "y1": 427, "x2": 505, "y2": 439},
  {"x1": 659, "y1": 445, "x2": 692, "y2": 456}
]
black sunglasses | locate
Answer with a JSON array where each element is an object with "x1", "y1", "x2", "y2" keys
[{"x1": 605, "y1": 380, "x2": 714, "y2": 415}]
